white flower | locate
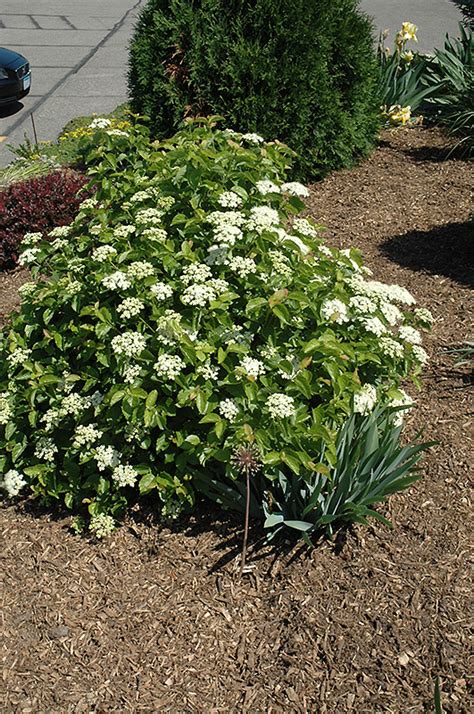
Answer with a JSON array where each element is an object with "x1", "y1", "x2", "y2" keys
[
  {"x1": 106, "y1": 129, "x2": 128, "y2": 137},
  {"x1": 379, "y1": 336, "x2": 405, "y2": 359},
  {"x1": 399, "y1": 325, "x2": 422, "y2": 345},
  {"x1": 62, "y1": 392, "x2": 90, "y2": 416},
  {"x1": 206, "y1": 244, "x2": 229, "y2": 265},
  {"x1": 238, "y1": 356, "x2": 266, "y2": 380},
  {"x1": 129, "y1": 190, "x2": 152, "y2": 203},
  {"x1": 94, "y1": 445, "x2": 120, "y2": 471},
  {"x1": 0, "y1": 393, "x2": 12, "y2": 425},
  {"x1": 218, "y1": 399, "x2": 239, "y2": 422},
  {"x1": 256, "y1": 179, "x2": 281, "y2": 195},
  {"x1": 266, "y1": 393, "x2": 296, "y2": 419},
  {"x1": 89, "y1": 117, "x2": 112, "y2": 129},
  {"x1": 349, "y1": 296, "x2": 378, "y2": 315},
  {"x1": 412, "y1": 345, "x2": 429, "y2": 364},
  {"x1": 228, "y1": 256, "x2": 256, "y2": 278},
  {"x1": 1, "y1": 469, "x2": 27, "y2": 497},
  {"x1": 351, "y1": 277, "x2": 416, "y2": 306},
  {"x1": 73, "y1": 424, "x2": 103, "y2": 449},
  {"x1": 113, "y1": 224, "x2": 135, "y2": 239},
  {"x1": 117, "y1": 297, "x2": 144, "y2": 320},
  {"x1": 241, "y1": 132, "x2": 264, "y2": 143},
  {"x1": 353, "y1": 384, "x2": 378, "y2": 415},
  {"x1": 380, "y1": 302, "x2": 403, "y2": 326},
  {"x1": 89, "y1": 225, "x2": 102, "y2": 236},
  {"x1": 390, "y1": 390, "x2": 414, "y2": 426},
  {"x1": 92, "y1": 245, "x2": 117, "y2": 262},
  {"x1": 209, "y1": 278, "x2": 229, "y2": 294},
  {"x1": 89, "y1": 513, "x2": 115, "y2": 538},
  {"x1": 79, "y1": 197, "x2": 98, "y2": 211},
  {"x1": 112, "y1": 464, "x2": 138, "y2": 488},
  {"x1": 246, "y1": 206, "x2": 280, "y2": 234},
  {"x1": 127, "y1": 261, "x2": 155, "y2": 279},
  {"x1": 197, "y1": 362, "x2": 219, "y2": 380},
  {"x1": 181, "y1": 263, "x2": 212, "y2": 285},
  {"x1": 142, "y1": 227, "x2": 167, "y2": 241},
  {"x1": 213, "y1": 224, "x2": 243, "y2": 246},
  {"x1": 7, "y1": 347, "x2": 32, "y2": 367},
  {"x1": 135, "y1": 208, "x2": 163, "y2": 226},
  {"x1": 218, "y1": 191, "x2": 243, "y2": 208},
  {"x1": 321, "y1": 299, "x2": 349, "y2": 324},
  {"x1": 101, "y1": 271, "x2": 132, "y2": 291},
  {"x1": 111, "y1": 332, "x2": 147, "y2": 358},
  {"x1": 269, "y1": 250, "x2": 292, "y2": 280},
  {"x1": 281, "y1": 182, "x2": 309, "y2": 197},
  {"x1": 18, "y1": 248, "x2": 40, "y2": 266},
  {"x1": 22, "y1": 231, "x2": 43, "y2": 245},
  {"x1": 154, "y1": 354, "x2": 186, "y2": 380},
  {"x1": 64, "y1": 280, "x2": 82, "y2": 297},
  {"x1": 293, "y1": 218, "x2": 318, "y2": 238},
  {"x1": 150, "y1": 281, "x2": 173, "y2": 301},
  {"x1": 360, "y1": 316, "x2": 388, "y2": 336},
  {"x1": 34, "y1": 437, "x2": 58, "y2": 462},
  {"x1": 414, "y1": 308, "x2": 434, "y2": 325},
  {"x1": 318, "y1": 244, "x2": 332, "y2": 258},
  {"x1": 18, "y1": 282, "x2": 37, "y2": 298},
  {"x1": 181, "y1": 283, "x2": 216, "y2": 307},
  {"x1": 208, "y1": 210, "x2": 245, "y2": 228},
  {"x1": 123, "y1": 364, "x2": 142, "y2": 384},
  {"x1": 48, "y1": 225, "x2": 72, "y2": 238}
]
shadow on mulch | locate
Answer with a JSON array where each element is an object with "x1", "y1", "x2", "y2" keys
[{"x1": 382, "y1": 218, "x2": 474, "y2": 287}]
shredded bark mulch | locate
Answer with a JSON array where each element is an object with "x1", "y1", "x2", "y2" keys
[{"x1": 1, "y1": 127, "x2": 473, "y2": 713}]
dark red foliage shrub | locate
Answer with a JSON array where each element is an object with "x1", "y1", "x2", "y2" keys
[{"x1": 0, "y1": 170, "x2": 90, "y2": 271}]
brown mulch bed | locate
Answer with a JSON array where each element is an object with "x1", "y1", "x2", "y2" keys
[{"x1": 1, "y1": 127, "x2": 473, "y2": 713}]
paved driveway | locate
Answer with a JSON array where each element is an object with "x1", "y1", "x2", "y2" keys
[{"x1": 0, "y1": 0, "x2": 145, "y2": 165}]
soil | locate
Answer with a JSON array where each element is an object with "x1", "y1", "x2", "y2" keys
[{"x1": 1, "y1": 127, "x2": 473, "y2": 713}]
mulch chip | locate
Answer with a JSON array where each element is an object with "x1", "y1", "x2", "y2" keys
[{"x1": 1, "y1": 127, "x2": 473, "y2": 712}]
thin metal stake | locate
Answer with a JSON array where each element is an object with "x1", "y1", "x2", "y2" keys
[{"x1": 31, "y1": 113, "x2": 38, "y2": 145}]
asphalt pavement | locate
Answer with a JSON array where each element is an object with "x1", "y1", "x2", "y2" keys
[{"x1": 0, "y1": 0, "x2": 463, "y2": 167}]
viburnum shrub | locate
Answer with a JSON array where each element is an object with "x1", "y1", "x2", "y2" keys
[
  {"x1": 128, "y1": 0, "x2": 380, "y2": 179},
  {"x1": 0, "y1": 118, "x2": 433, "y2": 539},
  {"x1": 0, "y1": 170, "x2": 89, "y2": 271}
]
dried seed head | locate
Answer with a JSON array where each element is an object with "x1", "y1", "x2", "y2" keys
[{"x1": 231, "y1": 443, "x2": 261, "y2": 476}]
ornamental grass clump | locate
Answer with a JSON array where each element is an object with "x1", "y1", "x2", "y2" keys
[{"x1": 0, "y1": 118, "x2": 432, "y2": 538}]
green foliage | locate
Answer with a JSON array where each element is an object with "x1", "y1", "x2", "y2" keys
[
  {"x1": 424, "y1": 24, "x2": 474, "y2": 156},
  {"x1": 0, "y1": 118, "x2": 431, "y2": 536},
  {"x1": 128, "y1": 0, "x2": 380, "y2": 179},
  {"x1": 451, "y1": 0, "x2": 474, "y2": 28},
  {"x1": 197, "y1": 406, "x2": 432, "y2": 540},
  {"x1": 0, "y1": 156, "x2": 59, "y2": 189}
]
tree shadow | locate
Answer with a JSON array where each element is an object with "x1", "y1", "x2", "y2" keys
[{"x1": 381, "y1": 219, "x2": 474, "y2": 287}]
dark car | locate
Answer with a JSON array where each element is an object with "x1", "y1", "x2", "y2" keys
[{"x1": 0, "y1": 47, "x2": 31, "y2": 105}]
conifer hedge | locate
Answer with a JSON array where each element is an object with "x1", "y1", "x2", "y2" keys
[{"x1": 128, "y1": 0, "x2": 380, "y2": 178}]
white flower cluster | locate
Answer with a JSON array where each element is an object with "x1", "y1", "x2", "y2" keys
[
  {"x1": 102, "y1": 271, "x2": 131, "y2": 291},
  {"x1": 73, "y1": 424, "x2": 103, "y2": 449},
  {"x1": 197, "y1": 362, "x2": 219, "y2": 381},
  {"x1": 390, "y1": 390, "x2": 414, "y2": 426},
  {"x1": 412, "y1": 345, "x2": 429, "y2": 364},
  {"x1": 63, "y1": 280, "x2": 82, "y2": 298},
  {"x1": 111, "y1": 332, "x2": 147, "y2": 358},
  {"x1": 94, "y1": 444, "x2": 120, "y2": 471},
  {"x1": 18, "y1": 248, "x2": 40, "y2": 266},
  {"x1": 228, "y1": 255, "x2": 257, "y2": 278},
  {"x1": 414, "y1": 308, "x2": 434, "y2": 325},
  {"x1": 246, "y1": 206, "x2": 280, "y2": 234},
  {"x1": 18, "y1": 282, "x2": 37, "y2": 298},
  {"x1": 92, "y1": 245, "x2": 117, "y2": 262},
  {"x1": 106, "y1": 129, "x2": 128, "y2": 137},
  {"x1": 79, "y1": 197, "x2": 98, "y2": 211},
  {"x1": 127, "y1": 261, "x2": 155, "y2": 279},
  {"x1": 281, "y1": 182, "x2": 309, "y2": 197},
  {"x1": 89, "y1": 117, "x2": 111, "y2": 129},
  {"x1": 117, "y1": 297, "x2": 144, "y2": 320},
  {"x1": 238, "y1": 356, "x2": 266, "y2": 380},
  {"x1": 321, "y1": 299, "x2": 349, "y2": 324},
  {"x1": 123, "y1": 364, "x2": 142, "y2": 384},
  {"x1": 208, "y1": 210, "x2": 245, "y2": 247},
  {"x1": 353, "y1": 384, "x2": 378, "y2": 415},
  {"x1": 241, "y1": 132, "x2": 264, "y2": 144},
  {"x1": 49, "y1": 225, "x2": 72, "y2": 238},
  {"x1": 181, "y1": 263, "x2": 212, "y2": 285},
  {"x1": 34, "y1": 437, "x2": 58, "y2": 462},
  {"x1": 7, "y1": 347, "x2": 32, "y2": 368},
  {"x1": 89, "y1": 513, "x2": 115, "y2": 538},
  {"x1": 349, "y1": 296, "x2": 378, "y2": 315},
  {"x1": 182, "y1": 283, "x2": 216, "y2": 307},
  {"x1": 150, "y1": 281, "x2": 173, "y2": 301},
  {"x1": 269, "y1": 250, "x2": 292, "y2": 281},
  {"x1": 62, "y1": 392, "x2": 90, "y2": 416},
  {"x1": 218, "y1": 191, "x2": 242, "y2": 208},
  {"x1": 349, "y1": 276, "x2": 416, "y2": 306},
  {"x1": 293, "y1": 218, "x2": 318, "y2": 238},
  {"x1": 256, "y1": 179, "x2": 280, "y2": 195},
  {"x1": 1, "y1": 469, "x2": 27, "y2": 497},
  {"x1": 22, "y1": 231, "x2": 42, "y2": 245},
  {"x1": 113, "y1": 224, "x2": 135, "y2": 239},
  {"x1": 359, "y1": 316, "x2": 388, "y2": 337},
  {"x1": 112, "y1": 464, "x2": 138, "y2": 488},
  {"x1": 379, "y1": 336, "x2": 405, "y2": 359},
  {"x1": 398, "y1": 326, "x2": 422, "y2": 345},
  {"x1": 0, "y1": 393, "x2": 12, "y2": 425},
  {"x1": 135, "y1": 208, "x2": 163, "y2": 226},
  {"x1": 379, "y1": 302, "x2": 403, "y2": 326},
  {"x1": 129, "y1": 190, "x2": 152, "y2": 203},
  {"x1": 154, "y1": 354, "x2": 186, "y2": 380},
  {"x1": 142, "y1": 227, "x2": 167, "y2": 241},
  {"x1": 218, "y1": 399, "x2": 239, "y2": 422},
  {"x1": 266, "y1": 393, "x2": 296, "y2": 419}
]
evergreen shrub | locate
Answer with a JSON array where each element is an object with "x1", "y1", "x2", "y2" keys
[
  {"x1": 0, "y1": 119, "x2": 431, "y2": 539},
  {"x1": 128, "y1": 0, "x2": 380, "y2": 179}
]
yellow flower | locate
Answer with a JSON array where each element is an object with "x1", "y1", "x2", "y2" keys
[
  {"x1": 403, "y1": 50, "x2": 414, "y2": 63},
  {"x1": 401, "y1": 21, "x2": 417, "y2": 42},
  {"x1": 388, "y1": 105, "x2": 412, "y2": 126}
]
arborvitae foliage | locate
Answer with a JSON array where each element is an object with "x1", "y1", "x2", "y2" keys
[{"x1": 128, "y1": 0, "x2": 380, "y2": 179}]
